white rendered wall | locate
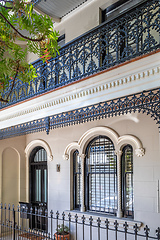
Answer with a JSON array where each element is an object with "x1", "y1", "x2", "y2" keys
[
  {"x1": 0, "y1": 112, "x2": 159, "y2": 230},
  {"x1": 25, "y1": 112, "x2": 160, "y2": 230},
  {"x1": 54, "y1": 0, "x2": 118, "y2": 43},
  {"x1": 0, "y1": 136, "x2": 26, "y2": 205}
]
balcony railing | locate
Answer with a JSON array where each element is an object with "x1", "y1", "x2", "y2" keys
[
  {"x1": 1, "y1": 0, "x2": 160, "y2": 109},
  {"x1": 0, "y1": 203, "x2": 160, "y2": 240}
]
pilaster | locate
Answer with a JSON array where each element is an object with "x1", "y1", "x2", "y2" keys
[
  {"x1": 79, "y1": 154, "x2": 86, "y2": 212},
  {"x1": 115, "y1": 150, "x2": 123, "y2": 218}
]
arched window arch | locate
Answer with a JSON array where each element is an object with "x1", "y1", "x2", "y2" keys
[
  {"x1": 85, "y1": 136, "x2": 117, "y2": 214},
  {"x1": 121, "y1": 145, "x2": 133, "y2": 218}
]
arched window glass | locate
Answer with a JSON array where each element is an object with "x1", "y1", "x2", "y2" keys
[
  {"x1": 85, "y1": 136, "x2": 117, "y2": 214},
  {"x1": 122, "y1": 145, "x2": 133, "y2": 218},
  {"x1": 33, "y1": 148, "x2": 47, "y2": 163},
  {"x1": 73, "y1": 150, "x2": 81, "y2": 210}
]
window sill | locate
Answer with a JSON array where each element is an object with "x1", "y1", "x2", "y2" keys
[{"x1": 64, "y1": 210, "x2": 142, "y2": 230}]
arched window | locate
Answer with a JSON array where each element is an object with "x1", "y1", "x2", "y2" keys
[
  {"x1": 85, "y1": 136, "x2": 117, "y2": 214},
  {"x1": 121, "y1": 145, "x2": 133, "y2": 218},
  {"x1": 70, "y1": 127, "x2": 144, "y2": 218},
  {"x1": 73, "y1": 150, "x2": 81, "y2": 210}
]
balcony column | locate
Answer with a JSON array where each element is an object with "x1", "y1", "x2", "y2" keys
[
  {"x1": 115, "y1": 150, "x2": 123, "y2": 218},
  {"x1": 79, "y1": 154, "x2": 85, "y2": 212}
]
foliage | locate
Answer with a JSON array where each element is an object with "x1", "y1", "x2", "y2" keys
[
  {"x1": 56, "y1": 224, "x2": 69, "y2": 235},
  {"x1": 0, "y1": 0, "x2": 60, "y2": 102}
]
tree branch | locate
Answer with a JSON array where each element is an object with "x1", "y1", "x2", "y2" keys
[
  {"x1": 0, "y1": 39, "x2": 13, "y2": 49},
  {"x1": 0, "y1": 12, "x2": 45, "y2": 42},
  {"x1": 0, "y1": 4, "x2": 13, "y2": 10},
  {"x1": 0, "y1": 62, "x2": 20, "y2": 103}
]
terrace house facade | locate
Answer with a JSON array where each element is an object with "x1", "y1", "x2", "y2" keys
[{"x1": 0, "y1": 0, "x2": 160, "y2": 238}]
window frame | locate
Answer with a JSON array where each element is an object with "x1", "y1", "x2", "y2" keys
[
  {"x1": 121, "y1": 144, "x2": 134, "y2": 218},
  {"x1": 84, "y1": 135, "x2": 117, "y2": 214}
]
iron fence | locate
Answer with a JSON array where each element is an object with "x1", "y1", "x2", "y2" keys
[
  {"x1": 0, "y1": 203, "x2": 160, "y2": 240},
  {"x1": 1, "y1": 0, "x2": 160, "y2": 108}
]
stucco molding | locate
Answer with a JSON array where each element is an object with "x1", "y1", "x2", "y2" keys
[
  {"x1": 118, "y1": 135, "x2": 145, "y2": 157},
  {"x1": 64, "y1": 126, "x2": 145, "y2": 160},
  {"x1": 63, "y1": 142, "x2": 79, "y2": 160},
  {"x1": 25, "y1": 139, "x2": 53, "y2": 161}
]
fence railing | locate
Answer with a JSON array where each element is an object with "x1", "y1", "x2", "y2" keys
[
  {"x1": 1, "y1": 0, "x2": 160, "y2": 109},
  {"x1": 0, "y1": 203, "x2": 160, "y2": 240}
]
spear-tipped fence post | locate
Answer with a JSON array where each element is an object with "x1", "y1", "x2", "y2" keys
[
  {"x1": 89, "y1": 216, "x2": 93, "y2": 240},
  {"x1": 114, "y1": 220, "x2": 118, "y2": 240},
  {"x1": 144, "y1": 225, "x2": 150, "y2": 240},
  {"x1": 156, "y1": 227, "x2": 160, "y2": 240},
  {"x1": 68, "y1": 213, "x2": 71, "y2": 240},
  {"x1": 50, "y1": 210, "x2": 53, "y2": 239},
  {"x1": 105, "y1": 218, "x2": 109, "y2": 240},
  {"x1": 62, "y1": 211, "x2": 65, "y2": 240},
  {"x1": 82, "y1": 215, "x2": 85, "y2": 240},
  {"x1": 124, "y1": 222, "x2": 128, "y2": 240},
  {"x1": 75, "y1": 213, "x2": 78, "y2": 240},
  {"x1": 134, "y1": 223, "x2": 138, "y2": 240},
  {"x1": 97, "y1": 217, "x2": 101, "y2": 240},
  {"x1": 12, "y1": 204, "x2": 15, "y2": 240}
]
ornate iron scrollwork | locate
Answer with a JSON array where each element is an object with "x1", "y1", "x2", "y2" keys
[
  {"x1": 0, "y1": 88, "x2": 159, "y2": 139},
  {"x1": 0, "y1": 0, "x2": 160, "y2": 108}
]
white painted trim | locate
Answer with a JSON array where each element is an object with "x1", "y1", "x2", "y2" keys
[
  {"x1": 25, "y1": 139, "x2": 53, "y2": 162},
  {"x1": 64, "y1": 126, "x2": 145, "y2": 159},
  {"x1": 63, "y1": 142, "x2": 79, "y2": 160},
  {"x1": 78, "y1": 126, "x2": 119, "y2": 154},
  {"x1": 25, "y1": 139, "x2": 53, "y2": 202}
]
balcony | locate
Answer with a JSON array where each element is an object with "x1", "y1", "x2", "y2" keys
[{"x1": 1, "y1": 0, "x2": 160, "y2": 109}]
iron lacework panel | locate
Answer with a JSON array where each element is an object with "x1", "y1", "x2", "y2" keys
[
  {"x1": 0, "y1": 0, "x2": 160, "y2": 108},
  {"x1": 0, "y1": 88, "x2": 159, "y2": 140}
]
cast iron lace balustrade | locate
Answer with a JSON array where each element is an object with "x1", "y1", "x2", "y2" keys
[
  {"x1": 0, "y1": 87, "x2": 159, "y2": 139},
  {"x1": 0, "y1": 0, "x2": 160, "y2": 108}
]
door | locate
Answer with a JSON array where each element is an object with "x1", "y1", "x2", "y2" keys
[{"x1": 30, "y1": 147, "x2": 48, "y2": 231}]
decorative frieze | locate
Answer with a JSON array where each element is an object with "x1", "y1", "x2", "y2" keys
[{"x1": 0, "y1": 87, "x2": 159, "y2": 139}]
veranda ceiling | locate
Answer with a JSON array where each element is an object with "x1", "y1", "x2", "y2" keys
[{"x1": 33, "y1": 0, "x2": 89, "y2": 22}]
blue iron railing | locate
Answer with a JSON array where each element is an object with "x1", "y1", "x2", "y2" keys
[{"x1": 1, "y1": 0, "x2": 160, "y2": 108}]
